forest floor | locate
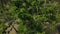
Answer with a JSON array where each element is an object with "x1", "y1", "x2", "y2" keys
[{"x1": 5, "y1": 19, "x2": 19, "y2": 34}]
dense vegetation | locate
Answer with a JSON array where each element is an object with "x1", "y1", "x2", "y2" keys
[{"x1": 0, "y1": 0, "x2": 60, "y2": 34}]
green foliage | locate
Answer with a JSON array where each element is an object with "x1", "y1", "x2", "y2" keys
[{"x1": 0, "y1": 0, "x2": 60, "y2": 34}]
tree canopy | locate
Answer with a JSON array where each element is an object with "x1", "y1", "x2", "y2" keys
[{"x1": 0, "y1": 0, "x2": 60, "y2": 34}]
